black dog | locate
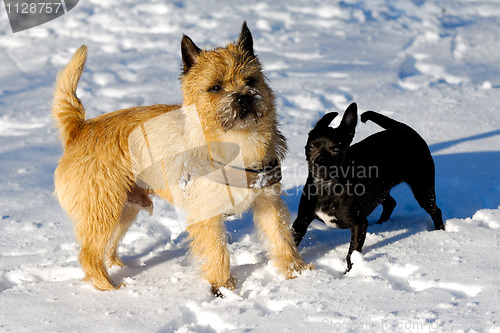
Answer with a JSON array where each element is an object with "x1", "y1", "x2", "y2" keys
[{"x1": 292, "y1": 102, "x2": 445, "y2": 272}]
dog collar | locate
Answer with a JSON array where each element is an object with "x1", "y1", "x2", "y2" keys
[
  {"x1": 212, "y1": 158, "x2": 282, "y2": 188},
  {"x1": 184, "y1": 158, "x2": 282, "y2": 189}
]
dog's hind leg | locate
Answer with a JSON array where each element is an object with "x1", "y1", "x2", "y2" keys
[
  {"x1": 76, "y1": 194, "x2": 125, "y2": 290},
  {"x1": 253, "y1": 188, "x2": 313, "y2": 279},
  {"x1": 409, "y1": 179, "x2": 445, "y2": 231},
  {"x1": 79, "y1": 227, "x2": 119, "y2": 291},
  {"x1": 186, "y1": 215, "x2": 234, "y2": 296},
  {"x1": 105, "y1": 184, "x2": 152, "y2": 268},
  {"x1": 376, "y1": 194, "x2": 396, "y2": 224},
  {"x1": 346, "y1": 218, "x2": 368, "y2": 272},
  {"x1": 410, "y1": 183, "x2": 444, "y2": 230},
  {"x1": 105, "y1": 203, "x2": 140, "y2": 268}
]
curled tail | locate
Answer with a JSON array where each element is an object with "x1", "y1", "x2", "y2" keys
[
  {"x1": 360, "y1": 110, "x2": 414, "y2": 132},
  {"x1": 52, "y1": 45, "x2": 88, "y2": 147}
]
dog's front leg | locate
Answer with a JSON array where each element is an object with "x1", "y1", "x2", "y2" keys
[
  {"x1": 292, "y1": 213, "x2": 314, "y2": 247},
  {"x1": 346, "y1": 218, "x2": 368, "y2": 272},
  {"x1": 253, "y1": 187, "x2": 313, "y2": 279},
  {"x1": 292, "y1": 188, "x2": 316, "y2": 246},
  {"x1": 186, "y1": 215, "x2": 235, "y2": 295}
]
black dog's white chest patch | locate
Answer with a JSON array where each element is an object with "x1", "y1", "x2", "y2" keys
[{"x1": 316, "y1": 210, "x2": 342, "y2": 228}]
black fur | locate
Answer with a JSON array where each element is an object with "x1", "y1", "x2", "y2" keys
[{"x1": 292, "y1": 102, "x2": 445, "y2": 272}]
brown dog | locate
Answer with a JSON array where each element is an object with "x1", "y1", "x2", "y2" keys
[{"x1": 52, "y1": 22, "x2": 310, "y2": 294}]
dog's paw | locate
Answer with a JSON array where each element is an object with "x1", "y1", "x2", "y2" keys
[
  {"x1": 94, "y1": 280, "x2": 123, "y2": 291},
  {"x1": 87, "y1": 278, "x2": 123, "y2": 291},
  {"x1": 225, "y1": 275, "x2": 237, "y2": 290},
  {"x1": 345, "y1": 257, "x2": 354, "y2": 273},
  {"x1": 343, "y1": 265, "x2": 352, "y2": 275},
  {"x1": 211, "y1": 286, "x2": 224, "y2": 298},
  {"x1": 210, "y1": 275, "x2": 237, "y2": 297},
  {"x1": 283, "y1": 260, "x2": 315, "y2": 280},
  {"x1": 83, "y1": 274, "x2": 123, "y2": 291}
]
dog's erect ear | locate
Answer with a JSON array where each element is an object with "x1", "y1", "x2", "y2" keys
[
  {"x1": 236, "y1": 21, "x2": 255, "y2": 57},
  {"x1": 181, "y1": 35, "x2": 202, "y2": 74},
  {"x1": 339, "y1": 102, "x2": 358, "y2": 136},
  {"x1": 314, "y1": 112, "x2": 339, "y2": 130}
]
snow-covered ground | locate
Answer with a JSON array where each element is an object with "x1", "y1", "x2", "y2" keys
[{"x1": 1, "y1": 0, "x2": 500, "y2": 331}]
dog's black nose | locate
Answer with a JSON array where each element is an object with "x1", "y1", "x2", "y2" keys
[{"x1": 237, "y1": 95, "x2": 252, "y2": 107}]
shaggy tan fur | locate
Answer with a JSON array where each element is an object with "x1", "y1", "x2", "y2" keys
[{"x1": 52, "y1": 23, "x2": 311, "y2": 293}]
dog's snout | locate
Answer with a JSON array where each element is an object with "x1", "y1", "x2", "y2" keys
[{"x1": 237, "y1": 94, "x2": 252, "y2": 107}]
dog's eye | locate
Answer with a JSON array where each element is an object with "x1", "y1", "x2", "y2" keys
[{"x1": 209, "y1": 85, "x2": 222, "y2": 92}]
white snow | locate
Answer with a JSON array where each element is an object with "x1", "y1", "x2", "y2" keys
[{"x1": 1, "y1": 0, "x2": 500, "y2": 332}]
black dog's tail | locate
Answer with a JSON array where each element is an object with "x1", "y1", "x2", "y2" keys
[{"x1": 360, "y1": 111, "x2": 415, "y2": 133}]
